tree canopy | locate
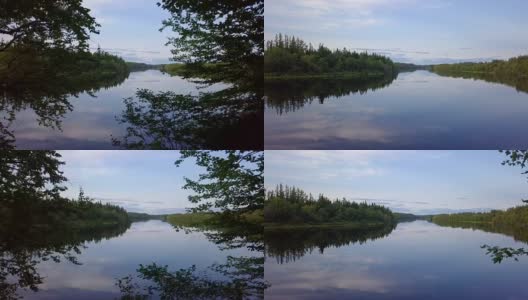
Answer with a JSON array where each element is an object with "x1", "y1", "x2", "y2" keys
[
  {"x1": 265, "y1": 185, "x2": 395, "y2": 225},
  {"x1": 0, "y1": 0, "x2": 99, "y2": 52},
  {"x1": 0, "y1": 151, "x2": 66, "y2": 201},
  {"x1": 158, "y1": 0, "x2": 263, "y2": 84},
  {"x1": 265, "y1": 34, "x2": 396, "y2": 76},
  {"x1": 175, "y1": 151, "x2": 264, "y2": 213}
]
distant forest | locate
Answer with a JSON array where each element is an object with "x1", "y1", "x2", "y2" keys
[
  {"x1": 264, "y1": 34, "x2": 396, "y2": 78},
  {"x1": 432, "y1": 205, "x2": 528, "y2": 227},
  {"x1": 433, "y1": 56, "x2": 528, "y2": 76},
  {"x1": 264, "y1": 185, "x2": 395, "y2": 225}
]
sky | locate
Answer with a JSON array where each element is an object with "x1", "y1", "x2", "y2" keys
[
  {"x1": 265, "y1": 151, "x2": 528, "y2": 215},
  {"x1": 265, "y1": 0, "x2": 528, "y2": 64},
  {"x1": 58, "y1": 151, "x2": 202, "y2": 214},
  {"x1": 83, "y1": 0, "x2": 173, "y2": 64}
]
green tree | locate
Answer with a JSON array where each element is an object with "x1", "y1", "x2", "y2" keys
[
  {"x1": 0, "y1": 150, "x2": 66, "y2": 201},
  {"x1": 175, "y1": 151, "x2": 264, "y2": 213},
  {"x1": 158, "y1": 0, "x2": 264, "y2": 84},
  {"x1": 0, "y1": 0, "x2": 99, "y2": 52}
]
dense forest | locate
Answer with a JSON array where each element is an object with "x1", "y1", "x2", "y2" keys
[
  {"x1": 264, "y1": 185, "x2": 395, "y2": 226},
  {"x1": 0, "y1": 188, "x2": 130, "y2": 231},
  {"x1": 264, "y1": 34, "x2": 396, "y2": 78},
  {"x1": 0, "y1": 46, "x2": 129, "y2": 86}
]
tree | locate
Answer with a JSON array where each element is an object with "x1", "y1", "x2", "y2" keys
[
  {"x1": 158, "y1": 0, "x2": 264, "y2": 84},
  {"x1": 175, "y1": 151, "x2": 264, "y2": 213},
  {"x1": 0, "y1": 151, "x2": 67, "y2": 202},
  {"x1": 0, "y1": 0, "x2": 99, "y2": 52}
]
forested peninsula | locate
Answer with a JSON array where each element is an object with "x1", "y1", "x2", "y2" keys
[
  {"x1": 264, "y1": 185, "x2": 395, "y2": 229},
  {"x1": 264, "y1": 34, "x2": 397, "y2": 80}
]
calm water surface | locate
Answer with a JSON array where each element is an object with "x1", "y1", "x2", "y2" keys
[
  {"x1": 11, "y1": 220, "x2": 254, "y2": 299},
  {"x1": 3, "y1": 70, "x2": 222, "y2": 149},
  {"x1": 265, "y1": 221, "x2": 528, "y2": 300},
  {"x1": 265, "y1": 71, "x2": 528, "y2": 149}
]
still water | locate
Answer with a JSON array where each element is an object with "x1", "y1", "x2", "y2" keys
[
  {"x1": 265, "y1": 71, "x2": 528, "y2": 149},
  {"x1": 2, "y1": 70, "x2": 222, "y2": 149},
  {"x1": 6, "y1": 220, "x2": 256, "y2": 299},
  {"x1": 265, "y1": 221, "x2": 528, "y2": 300}
]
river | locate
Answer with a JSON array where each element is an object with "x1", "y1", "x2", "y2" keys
[
  {"x1": 4, "y1": 220, "x2": 261, "y2": 299},
  {"x1": 264, "y1": 220, "x2": 528, "y2": 300},
  {"x1": 265, "y1": 71, "x2": 528, "y2": 149},
  {"x1": 1, "y1": 70, "x2": 224, "y2": 149}
]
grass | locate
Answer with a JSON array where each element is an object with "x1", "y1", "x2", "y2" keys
[
  {"x1": 264, "y1": 222, "x2": 387, "y2": 231},
  {"x1": 264, "y1": 71, "x2": 387, "y2": 80}
]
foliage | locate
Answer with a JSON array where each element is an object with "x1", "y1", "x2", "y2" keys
[
  {"x1": 158, "y1": 0, "x2": 263, "y2": 85},
  {"x1": 174, "y1": 151, "x2": 264, "y2": 214},
  {"x1": 265, "y1": 34, "x2": 396, "y2": 77},
  {"x1": 432, "y1": 205, "x2": 528, "y2": 263},
  {"x1": 0, "y1": 48, "x2": 129, "y2": 149},
  {"x1": 0, "y1": 0, "x2": 99, "y2": 52},
  {"x1": 112, "y1": 87, "x2": 262, "y2": 150},
  {"x1": 481, "y1": 245, "x2": 528, "y2": 264},
  {"x1": 117, "y1": 257, "x2": 267, "y2": 300},
  {"x1": 0, "y1": 150, "x2": 66, "y2": 201},
  {"x1": 0, "y1": 189, "x2": 130, "y2": 299},
  {"x1": 264, "y1": 185, "x2": 395, "y2": 225}
]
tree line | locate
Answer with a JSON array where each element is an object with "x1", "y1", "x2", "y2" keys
[
  {"x1": 432, "y1": 205, "x2": 528, "y2": 229},
  {"x1": 433, "y1": 56, "x2": 528, "y2": 76},
  {"x1": 264, "y1": 34, "x2": 396, "y2": 77},
  {"x1": 0, "y1": 151, "x2": 129, "y2": 231},
  {"x1": 264, "y1": 184, "x2": 395, "y2": 225}
]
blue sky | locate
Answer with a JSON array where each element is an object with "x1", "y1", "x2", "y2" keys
[
  {"x1": 58, "y1": 151, "x2": 203, "y2": 214},
  {"x1": 265, "y1": 0, "x2": 528, "y2": 64},
  {"x1": 265, "y1": 151, "x2": 528, "y2": 214},
  {"x1": 83, "y1": 0, "x2": 173, "y2": 64}
]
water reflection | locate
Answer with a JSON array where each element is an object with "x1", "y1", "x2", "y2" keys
[
  {"x1": 433, "y1": 70, "x2": 528, "y2": 94},
  {"x1": 265, "y1": 225, "x2": 396, "y2": 264},
  {"x1": 0, "y1": 218, "x2": 129, "y2": 299},
  {"x1": 265, "y1": 71, "x2": 528, "y2": 149},
  {"x1": 0, "y1": 69, "x2": 129, "y2": 149},
  {"x1": 264, "y1": 221, "x2": 528, "y2": 300},
  {"x1": 112, "y1": 85, "x2": 263, "y2": 150},
  {"x1": 265, "y1": 75, "x2": 396, "y2": 115},
  {"x1": 116, "y1": 222, "x2": 266, "y2": 299}
]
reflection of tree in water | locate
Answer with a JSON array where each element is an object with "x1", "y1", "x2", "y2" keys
[
  {"x1": 117, "y1": 223, "x2": 266, "y2": 300},
  {"x1": 112, "y1": 85, "x2": 263, "y2": 150},
  {"x1": 432, "y1": 220, "x2": 528, "y2": 245},
  {"x1": 0, "y1": 48, "x2": 129, "y2": 149},
  {"x1": 433, "y1": 70, "x2": 528, "y2": 94},
  {"x1": 265, "y1": 75, "x2": 397, "y2": 115},
  {"x1": 0, "y1": 212, "x2": 129, "y2": 299},
  {"x1": 431, "y1": 219, "x2": 528, "y2": 263},
  {"x1": 265, "y1": 224, "x2": 396, "y2": 264}
]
